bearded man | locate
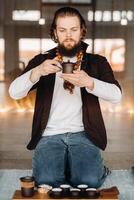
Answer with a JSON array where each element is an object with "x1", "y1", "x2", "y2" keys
[{"x1": 9, "y1": 7, "x2": 122, "y2": 188}]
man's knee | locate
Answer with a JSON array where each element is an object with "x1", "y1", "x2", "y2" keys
[
  {"x1": 34, "y1": 172, "x2": 65, "y2": 187},
  {"x1": 71, "y1": 174, "x2": 102, "y2": 188}
]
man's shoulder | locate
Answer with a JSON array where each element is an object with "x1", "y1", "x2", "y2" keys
[
  {"x1": 42, "y1": 46, "x2": 57, "y2": 57},
  {"x1": 29, "y1": 48, "x2": 56, "y2": 64},
  {"x1": 31, "y1": 46, "x2": 57, "y2": 60},
  {"x1": 86, "y1": 52, "x2": 106, "y2": 62}
]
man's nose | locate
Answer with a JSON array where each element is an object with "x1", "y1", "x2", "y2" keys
[{"x1": 66, "y1": 31, "x2": 72, "y2": 37}]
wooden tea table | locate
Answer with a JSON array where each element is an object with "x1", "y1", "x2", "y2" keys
[{"x1": 12, "y1": 188, "x2": 119, "y2": 200}]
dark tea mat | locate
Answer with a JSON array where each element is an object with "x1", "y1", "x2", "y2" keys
[{"x1": 0, "y1": 169, "x2": 134, "y2": 200}]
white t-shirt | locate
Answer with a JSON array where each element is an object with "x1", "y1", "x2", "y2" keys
[{"x1": 43, "y1": 68, "x2": 84, "y2": 136}]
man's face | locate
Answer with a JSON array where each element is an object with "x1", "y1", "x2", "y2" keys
[{"x1": 55, "y1": 16, "x2": 82, "y2": 51}]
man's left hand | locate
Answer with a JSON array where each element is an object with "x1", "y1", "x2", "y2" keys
[{"x1": 60, "y1": 70, "x2": 94, "y2": 90}]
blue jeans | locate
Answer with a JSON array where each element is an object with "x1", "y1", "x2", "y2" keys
[{"x1": 32, "y1": 131, "x2": 107, "y2": 188}]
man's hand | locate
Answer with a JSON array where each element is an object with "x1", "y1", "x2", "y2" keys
[
  {"x1": 30, "y1": 59, "x2": 61, "y2": 83},
  {"x1": 60, "y1": 70, "x2": 94, "y2": 90}
]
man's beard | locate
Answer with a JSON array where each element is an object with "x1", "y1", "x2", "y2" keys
[{"x1": 58, "y1": 40, "x2": 82, "y2": 57}]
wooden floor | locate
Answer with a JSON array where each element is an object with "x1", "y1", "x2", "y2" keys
[{"x1": 0, "y1": 81, "x2": 134, "y2": 169}]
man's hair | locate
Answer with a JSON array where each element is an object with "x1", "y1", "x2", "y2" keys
[{"x1": 50, "y1": 7, "x2": 87, "y2": 42}]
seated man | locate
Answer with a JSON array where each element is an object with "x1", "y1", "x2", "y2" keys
[{"x1": 9, "y1": 7, "x2": 122, "y2": 188}]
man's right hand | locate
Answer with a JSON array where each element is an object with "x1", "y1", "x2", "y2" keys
[{"x1": 30, "y1": 59, "x2": 61, "y2": 83}]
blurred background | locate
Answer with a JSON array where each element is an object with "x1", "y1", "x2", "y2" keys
[{"x1": 0, "y1": 0, "x2": 134, "y2": 169}]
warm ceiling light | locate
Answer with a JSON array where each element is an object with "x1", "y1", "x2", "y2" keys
[
  {"x1": 121, "y1": 18, "x2": 128, "y2": 26},
  {"x1": 39, "y1": 18, "x2": 45, "y2": 25}
]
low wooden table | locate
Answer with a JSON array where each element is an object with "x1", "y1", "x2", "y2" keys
[{"x1": 12, "y1": 190, "x2": 119, "y2": 200}]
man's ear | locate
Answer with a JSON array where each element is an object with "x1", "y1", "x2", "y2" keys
[
  {"x1": 80, "y1": 29, "x2": 83, "y2": 39},
  {"x1": 54, "y1": 29, "x2": 58, "y2": 42},
  {"x1": 81, "y1": 26, "x2": 87, "y2": 40}
]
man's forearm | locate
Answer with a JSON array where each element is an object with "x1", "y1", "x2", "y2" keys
[
  {"x1": 9, "y1": 70, "x2": 37, "y2": 100},
  {"x1": 86, "y1": 78, "x2": 122, "y2": 103}
]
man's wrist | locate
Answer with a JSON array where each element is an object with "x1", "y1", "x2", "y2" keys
[
  {"x1": 86, "y1": 78, "x2": 94, "y2": 91},
  {"x1": 30, "y1": 68, "x2": 41, "y2": 83}
]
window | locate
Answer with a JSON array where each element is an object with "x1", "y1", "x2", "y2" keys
[
  {"x1": 85, "y1": 39, "x2": 125, "y2": 72},
  {"x1": 103, "y1": 11, "x2": 111, "y2": 21},
  {"x1": 88, "y1": 10, "x2": 134, "y2": 22},
  {"x1": 0, "y1": 39, "x2": 5, "y2": 81},
  {"x1": 95, "y1": 11, "x2": 102, "y2": 21},
  {"x1": 19, "y1": 39, "x2": 56, "y2": 67},
  {"x1": 113, "y1": 11, "x2": 121, "y2": 21},
  {"x1": 12, "y1": 10, "x2": 40, "y2": 21}
]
